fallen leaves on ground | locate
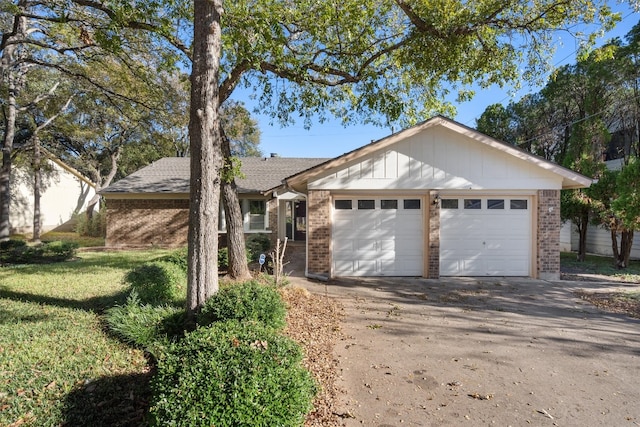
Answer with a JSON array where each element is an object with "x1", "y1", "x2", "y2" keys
[
  {"x1": 577, "y1": 291, "x2": 640, "y2": 319},
  {"x1": 281, "y1": 287, "x2": 345, "y2": 427}
]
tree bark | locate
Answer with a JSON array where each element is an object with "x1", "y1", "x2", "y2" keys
[
  {"x1": 576, "y1": 210, "x2": 589, "y2": 262},
  {"x1": 32, "y1": 135, "x2": 42, "y2": 242},
  {"x1": 0, "y1": 72, "x2": 16, "y2": 240},
  {"x1": 611, "y1": 229, "x2": 620, "y2": 265},
  {"x1": 220, "y1": 125, "x2": 252, "y2": 281},
  {"x1": 187, "y1": 0, "x2": 224, "y2": 317},
  {"x1": 619, "y1": 230, "x2": 633, "y2": 269}
]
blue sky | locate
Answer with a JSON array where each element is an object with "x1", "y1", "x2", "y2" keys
[{"x1": 234, "y1": 3, "x2": 639, "y2": 159}]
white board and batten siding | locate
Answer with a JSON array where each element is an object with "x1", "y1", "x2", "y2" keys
[
  {"x1": 309, "y1": 126, "x2": 564, "y2": 192},
  {"x1": 309, "y1": 124, "x2": 566, "y2": 277}
]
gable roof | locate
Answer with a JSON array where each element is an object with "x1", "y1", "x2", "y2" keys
[
  {"x1": 285, "y1": 115, "x2": 593, "y2": 191},
  {"x1": 101, "y1": 156, "x2": 329, "y2": 195}
]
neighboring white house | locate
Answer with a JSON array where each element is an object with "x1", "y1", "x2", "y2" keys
[{"x1": 10, "y1": 158, "x2": 96, "y2": 234}]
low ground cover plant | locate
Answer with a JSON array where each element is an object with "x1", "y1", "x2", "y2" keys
[{"x1": 123, "y1": 261, "x2": 186, "y2": 304}]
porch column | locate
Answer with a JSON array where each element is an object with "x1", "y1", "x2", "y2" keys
[
  {"x1": 427, "y1": 191, "x2": 440, "y2": 279},
  {"x1": 537, "y1": 189, "x2": 561, "y2": 280},
  {"x1": 307, "y1": 190, "x2": 331, "y2": 278}
]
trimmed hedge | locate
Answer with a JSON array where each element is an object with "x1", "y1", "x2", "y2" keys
[
  {"x1": 149, "y1": 320, "x2": 316, "y2": 427},
  {"x1": 198, "y1": 281, "x2": 286, "y2": 330}
]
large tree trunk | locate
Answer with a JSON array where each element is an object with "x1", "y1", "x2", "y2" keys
[
  {"x1": 0, "y1": 72, "x2": 18, "y2": 241},
  {"x1": 611, "y1": 229, "x2": 620, "y2": 264},
  {"x1": 0, "y1": 14, "x2": 25, "y2": 241},
  {"x1": 32, "y1": 135, "x2": 42, "y2": 242},
  {"x1": 619, "y1": 230, "x2": 634, "y2": 269},
  {"x1": 186, "y1": 0, "x2": 224, "y2": 317},
  {"x1": 220, "y1": 125, "x2": 251, "y2": 281},
  {"x1": 576, "y1": 210, "x2": 589, "y2": 262}
]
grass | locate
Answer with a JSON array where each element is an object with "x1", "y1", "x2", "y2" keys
[
  {"x1": 40, "y1": 231, "x2": 105, "y2": 247},
  {"x1": 560, "y1": 252, "x2": 640, "y2": 282},
  {"x1": 0, "y1": 249, "x2": 171, "y2": 426},
  {"x1": 10, "y1": 231, "x2": 105, "y2": 247}
]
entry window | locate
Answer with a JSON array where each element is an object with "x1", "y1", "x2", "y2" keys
[
  {"x1": 404, "y1": 199, "x2": 421, "y2": 209},
  {"x1": 464, "y1": 199, "x2": 481, "y2": 209},
  {"x1": 358, "y1": 200, "x2": 375, "y2": 209},
  {"x1": 248, "y1": 200, "x2": 266, "y2": 230},
  {"x1": 335, "y1": 200, "x2": 352, "y2": 210},
  {"x1": 488, "y1": 199, "x2": 504, "y2": 209},
  {"x1": 510, "y1": 199, "x2": 528, "y2": 210},
  {"x1": 441, "y1": 199, "x2": 458, "y2": 209},
  {"x1": 381, "y1": 199, "x2": 398, "y2": 209}
]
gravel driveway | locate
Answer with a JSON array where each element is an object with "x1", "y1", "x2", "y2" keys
[{"x1": 300, "y1": 276, "x2": 640, "y2": 426}]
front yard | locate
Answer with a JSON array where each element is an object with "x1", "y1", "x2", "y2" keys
[
  {"x1": 0, "y1": 250, "x2": 159, "y2": 426},
  {"x1": 1, "y1": 248, "x2": 639, "y2": 426}
]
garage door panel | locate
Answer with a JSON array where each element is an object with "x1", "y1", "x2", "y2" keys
[
  {"x1": 440, "y1": 197, "x2": 531, "y2": 276},
  {"x1": 333, "y1": 197, "x2": 423, "y2": 276}
]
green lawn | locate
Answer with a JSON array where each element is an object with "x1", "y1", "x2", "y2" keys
[
  {"x1": 0, "y1": 250, "x2": 169, "y2": 427},
  {"x1": 560, "y1": 252, "x2": 640, "y2": 282}
]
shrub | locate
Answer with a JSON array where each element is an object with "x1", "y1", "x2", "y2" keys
[
  {"x1": 104, "y1": 292, "x2": 186, "y2": 352},
  {"x1": 149, "y1": 320, "x2": 316, "y2": 427},
  {"x1": 123, "y1": 261, "x2": 186, "y2": 304},
  {"x1": 155, "y1": 247, "x2": 188, "y2": 272},
  {"x1": 74, "y1": 207, "x2": 106, "y2": 237},
  {"x1": 245, "y1": 233, "x2": 271, "y2": 261},
  {"x1": 198, "y1": 281, "x2": 286, "y2": 330},
  {"x1": 0, "y1": 240, "x2": 77, "y2": 264},
  {"x1": 0, "y1": 239, "x2": 27, "y2": 251},
  {"x1": 40, "y1": 240, "x2": 79, "y2": 260},
  {"x1": 218, "y1": 247, "x2": 229, "y2": 269}
]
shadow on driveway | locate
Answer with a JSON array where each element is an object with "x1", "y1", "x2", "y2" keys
[{"x1": 296, "y1": 276, "x2": 640, "y2": 426}]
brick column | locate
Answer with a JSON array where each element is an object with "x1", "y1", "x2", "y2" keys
[
  {"x1": 307, "y1": 190, "x2": 331, "y2": 278},
  {"x1": 427, "y1": 191, "x2": 440, "y2": 279},
  {"x1": 537, "y1": 190, "x2": 561, "y2": 280}
]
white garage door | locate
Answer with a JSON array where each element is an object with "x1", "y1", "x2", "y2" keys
[
  {"x1": 440, "y1": 197, "x2": 531, "y2": 276},
  {"x1": 332, "y1": 197, "x2": 423, "y2": 276}
]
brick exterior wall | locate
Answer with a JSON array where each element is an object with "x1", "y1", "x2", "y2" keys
[
  {"x1": 106, "y1": 198, "x2": 190, "y2": 247},
  {"x1": 307, "y1": 190, "x2": 331, "y2": 277},
  {"x1": 537, "y1": 190, "x2": 561, "y2": 280},
  {"x1": 428, "y1": 191, "x2": 440, "y2": 279}
]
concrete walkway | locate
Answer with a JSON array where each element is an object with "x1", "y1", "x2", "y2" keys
[{"x1": 289, "y1": 271, "x2": 640, "y2": 426}]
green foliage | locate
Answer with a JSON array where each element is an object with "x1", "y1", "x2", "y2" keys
[
  {"x1": 74, "y1": 208, "x2": 107, "y2": 238},
  {"x1": 218, "y1": 246, "x2": 229, "y2": 269},
  {"x1": 245, "y1": 233, "x2": 271, "y2": 262},
  {"x1": 198, "y1": 281, "x2": 286, "y2": 330},
  {"x1": 613, "y1": 157, "x2": 640, "y2": 230},
  {"x1": 155, "y1": 247, "x2": 188, "y2": 272},
  {"x1": 0, "y1": 239, "x2": 27, "y2": 251},
  {"x1": 104, "y1": 292, "x2": 186, "y2": 353},
  {"x1": 0, "y1": 240, "x2": 78, "y2": 264},
  {"x1": 123, "y1": 261, "x2": 186, "y2": 304},
  {"x1": 149, "y1": 320, "x2": 316, "y2": 427}
]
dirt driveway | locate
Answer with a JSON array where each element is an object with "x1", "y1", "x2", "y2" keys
[{"x1": 299, "y1": 276, "x2": 640, "y2": 426}]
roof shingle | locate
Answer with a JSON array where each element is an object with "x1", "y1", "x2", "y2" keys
[{"x1": 101, "y1": 157, "x2": 329, "y2": 194}]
